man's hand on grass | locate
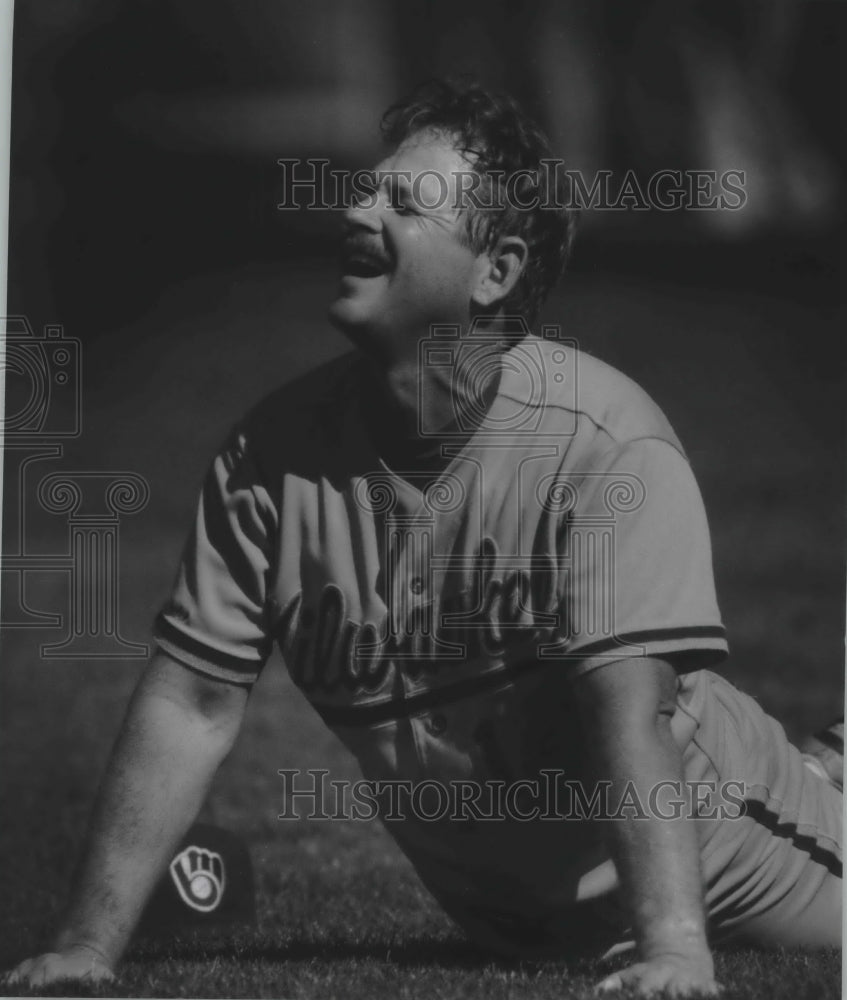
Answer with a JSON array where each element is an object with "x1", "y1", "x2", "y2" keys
[
  {"x1": 597, "y1": 951, "x2": 721, "y2": 997},
  {"x1": 4, "y1": 945, "x2": 116, "y2": 987},
  {"x1": 3, "y1": 654, "x2": 249, "y2": 993}
]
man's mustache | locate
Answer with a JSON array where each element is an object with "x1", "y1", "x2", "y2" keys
[{"x1": 340, "y1": 236, "x2": 392, "y2": 271}]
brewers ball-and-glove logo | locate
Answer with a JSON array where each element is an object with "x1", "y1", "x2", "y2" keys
[
  {"x1": 138, "y1": 823, "x2": 256, "y2": 936},
  {"x1": 169, "y1": 845, "x2": 226, "y2": 912}
]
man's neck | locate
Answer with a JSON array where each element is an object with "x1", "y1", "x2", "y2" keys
[{"x1": 362, "y1": 343, "x2": 503, "y2": 442}]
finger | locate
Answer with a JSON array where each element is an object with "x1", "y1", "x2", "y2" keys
[
  {"x1": 81, "y1": 962, "x2": 116, "y2": 983},
  {"x1": 657, "y1": 975, "x2": 721, "y2": 999},
  {"x1": 75, "y1": 946, "x2": 117, "y2": 982},
  {"x1": 699, "y1": 981, "x2": 722, "y2": 998},
  {"x1": 25, "y1": 960, "x2": 53, "y2": 987},
  {"x1": 596, "y1": 965, "x2": 657, "y2": 996},
  {"x1": 67, "y1": 958, "x2": 114, "y2": 984},
  {"x1": 596, "y1": 972, "x2": 624, "y2": 993},
  {"x1": 18, "y1": 957, "x2": 51, "y2": 986},
  {"x1": 2, "y1": 958, "x2": 34, "y2": 985}
]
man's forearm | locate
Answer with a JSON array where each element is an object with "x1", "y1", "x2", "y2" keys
[
  {"x1": 573, "y1": 657, "x2": 711, "y2": 961},
  {"x1": 53, "y1": 656, "x2": 246, "y2": 967},
  {"x1": 598, "y1": 718, "x2": 709, "y2": 958}
]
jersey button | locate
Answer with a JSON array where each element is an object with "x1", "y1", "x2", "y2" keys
[
  {"x1": 426, "y1": 713, "x2": 447, "y2": 736},
  {"x1": 409, "y1": 576, "x2": 424, "y2": 595}
]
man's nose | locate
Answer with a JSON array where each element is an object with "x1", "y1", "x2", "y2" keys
[{"x1": 342, "y1": 187, "x2": 385, "y2": 233}]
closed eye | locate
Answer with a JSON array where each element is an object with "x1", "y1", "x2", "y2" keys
[{"x1": 348, "y1": 170, "x2": 378, "y2": 210}]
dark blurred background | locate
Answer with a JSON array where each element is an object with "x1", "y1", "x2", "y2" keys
[
  {"x1": 1, "y1": 0, "x2": 845, "y2": 972},
  {"x1": 7, "y1": 0, "x2": 847, "y2": 334}
]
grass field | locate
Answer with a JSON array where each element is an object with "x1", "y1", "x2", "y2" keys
[{"x1": 1, "y1": 259, "x2": 843, "y2": 998}]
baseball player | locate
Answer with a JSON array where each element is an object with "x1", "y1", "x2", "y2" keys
[{"x1": 6, "y1": 81, "x2": 842, "y2": 998}]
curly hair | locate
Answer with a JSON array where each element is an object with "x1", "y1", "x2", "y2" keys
[{"x1": 381, "y1": 78, "x2": 578, "y2": 325}]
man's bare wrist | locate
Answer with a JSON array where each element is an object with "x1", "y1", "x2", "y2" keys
[
  {"x1": 638, "y1": 918, "x2": 711, "y2": 960},
  {"x1": 51, "y1": 934, "x2": 118, "y2": 969}
]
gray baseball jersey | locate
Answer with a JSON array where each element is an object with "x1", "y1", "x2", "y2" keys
[{"x1": 154, "y1": 335, "x2": 840, "y2": 956}]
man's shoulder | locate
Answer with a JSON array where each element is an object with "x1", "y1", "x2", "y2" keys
[
  {"x1": 233, "y1": 351, "x2": 362, "y2": 483},
  {"x1": 526, "y1": 336, "x2": 684, "y2": 453},
  {"x1": 246, "y1": 351, "x2": 360, "y2": 428}
]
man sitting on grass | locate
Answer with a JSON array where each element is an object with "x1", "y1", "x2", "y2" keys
[{"x1": 6, "y1": 80, "x2": 842, "y2": 998}]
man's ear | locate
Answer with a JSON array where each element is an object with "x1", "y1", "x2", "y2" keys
[{"x1": 471, "y1": 236, "x2": 529, "y2": 310}]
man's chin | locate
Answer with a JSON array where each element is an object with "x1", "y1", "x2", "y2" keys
[
  {"x1": 327, "y1": 299, "x2": 382, "y2": 353},
  {"x1": 328, "y1": 296, "x2": 361, "y2": 332}
]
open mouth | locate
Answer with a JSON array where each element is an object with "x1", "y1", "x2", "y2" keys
[{"x1": 340, "y1": 247, "x2": 391, "y2": 278}]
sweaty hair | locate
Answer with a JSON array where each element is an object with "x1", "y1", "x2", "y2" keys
[{"x1": 381, "y1": 78, "x2": 578, "y2": 325}]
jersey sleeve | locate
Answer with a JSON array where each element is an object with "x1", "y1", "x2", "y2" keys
[
  {"x1": 553, "y1": 436, "x2": 728, "y2": 676},
  {"x1": 153, "y1": 425, "x2": 278, "y2": 684}
]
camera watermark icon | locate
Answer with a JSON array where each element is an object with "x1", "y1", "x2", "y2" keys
[
  {"x1": 1, "y1": 316, "x2": 150, "y2": 658},
  {"x1": 417, "y1": 318, "x2": 578, "y2": 440},
  {"x1": 1, "y1": 316, "x2": 81, "y2": 438}
]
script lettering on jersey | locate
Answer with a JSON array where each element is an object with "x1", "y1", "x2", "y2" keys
[{"x1": 273, "y1": 530, "x2": 610, "y2": 699}]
